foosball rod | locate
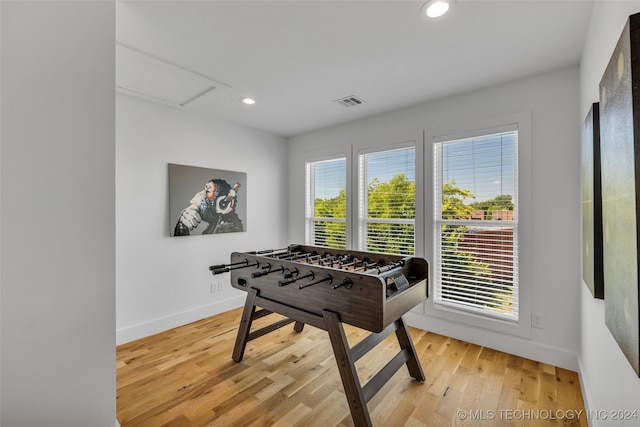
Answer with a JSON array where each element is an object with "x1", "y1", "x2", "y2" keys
[
  {"x1": 321, "y1": 255, "x2": 349, "y2": 268},
  {"x1": 299, "y1": 274, "x2": 333, "y2": 289},
  {"x1": 300, "y1": 254, "x2": 325, "y2": 264},
  {"x1": 338, "y1": 257, "x2": 363, "y2": 269},
  {"x1": 370, "y1": 259, "x2": 408, "y2": 275},
  {"x1": 315, "y1": 254, "x2": 336, "y2": 266},
  {"x1": 310, "y1": 253, "x2": 346, "y2": 267},
  {"x1": 294, "y1": 252, "x2": 329, "y2": 264},
  {"x1": 253, "y1": 247, "x2": 289, "y2": 255},
  {"x1": 288, "y1": 252, "x2": 320, "y2": 262},
  {"x1": 279, "y1": 270, "x2": 314, "y2": 286},
  {"x1": 271, "y1": 250, "x2": 306, "y2": 260},
  {"x1": 251, "y1": 264, "x2": 284, "y2": 278},
  {"x1": 352, "y1": 260, "x2": 381, "y2": 272},
  {"x1": 333, "y1": 278, "x2": 353, "y2": 289}
]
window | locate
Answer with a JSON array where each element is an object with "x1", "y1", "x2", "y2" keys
[
  {"x1": 305, "y1": 157, "x2": 347, "y2": 249},
  {"x1": 358, "y1": 147, "x2": 415, "y2": 255},
  {"x1": 433, "y1": 130, "x2": 518, "y2": 321}
]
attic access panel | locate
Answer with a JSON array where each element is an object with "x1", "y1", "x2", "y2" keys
[{"x1": 116, "y1": 43, "x2": 225, "y2": 107}]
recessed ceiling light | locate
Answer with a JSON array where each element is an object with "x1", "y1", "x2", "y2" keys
[
  {"x1": 241, "y1": 97, "x2": 256, "y2": 105},
  {"x1": 421, "y1": 0, "x2": 454, "y2": 18}
]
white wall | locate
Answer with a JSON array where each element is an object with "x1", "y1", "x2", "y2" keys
[
  {"x1": 289, "y1": 66, "x2": 582, "y2": 371},
  {"x1": 579, "y1": 1, "x2": 640, "y2": 424},
  {"x1": 116, "y1": 94, "x2": 288, "y2": 344},
  {"x1": 1, "y1": 2, "x2": 116, "y2": 426}
]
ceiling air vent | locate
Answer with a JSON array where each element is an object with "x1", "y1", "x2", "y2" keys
[{"x1": 335, "y1": 95, "x2": 365, "y2": 107}]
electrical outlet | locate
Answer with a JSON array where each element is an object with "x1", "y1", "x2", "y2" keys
[
  {"x1": 211, "y1": 281, "x2": 223, "y2": 294},
  {"x1": 532, "y1": 312, "x2": 544, "y2": 329}
]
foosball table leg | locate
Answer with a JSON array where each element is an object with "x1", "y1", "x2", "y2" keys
[
  {"x1": 323, "y1": 310, "x2": 373, "y2": 427},
  {"x1": 395, "y1": 317, "x2": 425, "y2": 382},
  {"x1": 232, "y1": 288, "x2": 259, "y2": 362},
  {"x1": 233, "y1": 289, "x2": 307, "y2": 363}
]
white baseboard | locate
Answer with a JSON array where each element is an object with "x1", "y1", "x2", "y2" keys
[
  {"x1": 116, "y1": 295, "x2": 245, "y2": 345},
  {"x1": 404, "y1": 311, "x2": 580, "y2": 372},
  {"x1": 576, "y1": 358, "x2": 597, "y2": 427}
]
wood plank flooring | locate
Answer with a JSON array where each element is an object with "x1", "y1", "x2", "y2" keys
[{"x1": 116, "y1": 308, "x2": 587, "y2": 426}]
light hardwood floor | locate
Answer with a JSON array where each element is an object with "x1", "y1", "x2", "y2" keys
[{"x1": 116, "y1": 308, "x2": 587, "y2": 426}]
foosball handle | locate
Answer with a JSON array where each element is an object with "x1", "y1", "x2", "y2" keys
[
  {"x1": 211, "y1": 261, "x2": 258, "y2": 275},
  {"x1": 251, "y1": 263, "x2": 271, "y2": 278},
  {"x1": 212, "y1": 267, "x2": 230, "y2": 275}
]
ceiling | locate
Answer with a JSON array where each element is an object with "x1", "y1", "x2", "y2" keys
[{"x1": 116, "y1": 0, "x2": 595, "y2": 138}]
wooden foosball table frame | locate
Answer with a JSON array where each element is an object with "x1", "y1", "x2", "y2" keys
[{"x1": 211, "y1": 244, "x2": 429, "y2": 426}]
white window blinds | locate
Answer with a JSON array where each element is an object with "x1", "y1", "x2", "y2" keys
[
  {"x1": 359, "y1": 147, "x2": 415, "y2": 256},
  {"x1": 434, "y1": 130, "x2": 518, "y2": 321},
  {"x1": 305, "y1": 157, "x2": 347, "y2": 249}
]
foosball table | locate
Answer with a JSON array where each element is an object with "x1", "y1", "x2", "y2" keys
[{"x1": 210, "y1": 244, "x2": 429, "y2": 426}]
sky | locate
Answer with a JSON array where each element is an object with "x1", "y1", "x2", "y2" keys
[
  {"x1": 441, "y1": 131, "x2": 516, "y2": 202},
  {"x1": 312, "y1": 132, "x2": 516, "y2": 204},
  {"x1": 313, "y1": 147, "x2": 415, "y2": 199},
  {"x1": 313, "y1": 158, "x2": 346, "y2": 200}
]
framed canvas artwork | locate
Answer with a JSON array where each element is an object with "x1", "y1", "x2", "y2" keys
[
  {"x1": 582, "y1": 102, "x2": 604, "y2": 299},
  {"x1": 599, "y1": 12, "x2": 640, "y2": 376},
  {"x1": 169, "y1": 163, "x2": 247, "y2": 236}
]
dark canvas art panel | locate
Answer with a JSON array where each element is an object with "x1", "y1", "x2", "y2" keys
[
  {"x1": 599, "y1": 13, "x2": 640, "y2": 376},
  {"x1": 169, "y1": 163, "x2": 247, "y2": 236},
  {"x1": 582, "y1": 103, "x2": 604, "y2": 299}
]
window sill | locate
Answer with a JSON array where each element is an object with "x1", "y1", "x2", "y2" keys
[{"x1": 422, "y1": 297, "x2": 532, "y2": 339}]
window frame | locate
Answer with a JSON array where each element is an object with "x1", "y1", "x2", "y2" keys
[
  {"x1": 353, "y1": 135, "x2": 424, "y2": 258},
  {"x1": 357, "y1": 142, "x2": 418, "y2": 256},
  {"x1": 302, "y1": 133, "x2": 424, "y2": 257},
  {"x1": 433, "y1": 127, "x2": 519, "y2": 322},
  {"x1": 424, "y1": 112, "x2": 532, "y2": 338},
  {"x1": 304, "y1": 152, "x2": 351, "y2": 249}
]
